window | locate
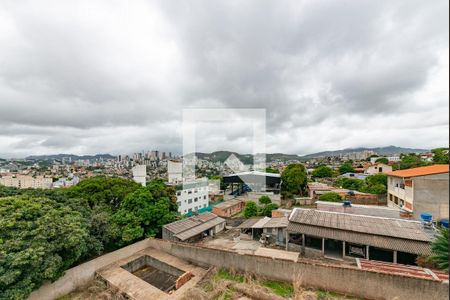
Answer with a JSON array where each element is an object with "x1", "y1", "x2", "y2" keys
[
  {"x1": 176, "y1": 201, "x2": 181, "y2": 206},
  {"x1": 188, "y1": 190, "x2": 192, "y2": 194},
  {"x1": 400, "y1": 183, "x2": 405, "y2": 189},
  {"x1": 204, "y1": 195, "x2": 207, "y2": 199},
  {"x1": 194, "y1": 197, "x2": 198, "y2": 202},
  {"x1": 188, "y1": 208, "x2": 192, "y2": 213},
  {"x1": 177, "y1": 191, "x2": 181, "y2": 196},
  {"x1": 188, "y1": 199, "x2": 192, "y2": 204}
]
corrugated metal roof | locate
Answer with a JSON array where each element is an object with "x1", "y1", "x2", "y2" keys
[
  {"x1": 252, "y1": 217, "x2": 271, "y2": 228},
  {"x1": 163, "y1": 212, "x2": 217, "y2": 234},
  {"x1": 287, "y1": 223, "x2": 431, "y2": 255},
  {"x1": 289, "y1": 208, "x2": 430, "y2": 242},
  {"x1": 263, "y1": 217, "x2": 289, "y2": 228},
  {"x1": 174, "y1": 217, "x2": 225, "y2": 241},
  {"x1": 237, "y1": 217, "x2": 264, "y2": 229}
]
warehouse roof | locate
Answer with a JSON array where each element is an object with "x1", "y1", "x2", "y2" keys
[
  {"x1": 287, "y1": 223, "x2": 431, "y2": 255},
  {"x1": 288, "y1": 208, "x2": 431, "y2": 242}
]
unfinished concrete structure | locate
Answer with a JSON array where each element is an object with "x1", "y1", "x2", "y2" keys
[{"x1": 97, "y1": 247, "x2": 207, "y2": 300}]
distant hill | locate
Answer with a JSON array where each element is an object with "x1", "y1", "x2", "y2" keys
[
  {"x1": 193, "y1": 151, "x2": 303, "y2": 163},
  {"x1": 26, "y1": 153, "x2": 115, "y2": 161},
  {"x1": 301, "y1": 146, "x2": 429, "y2": 159}
]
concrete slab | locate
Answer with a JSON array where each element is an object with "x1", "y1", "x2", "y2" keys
[
  {"x1": 254, "y1": 247, "x2": 299, "y2": 262},
  {"x1": 232, "y1": 240, "x2": 261, "y2": 254}
]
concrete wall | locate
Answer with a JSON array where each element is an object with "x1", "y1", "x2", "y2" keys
[
  {"x1": 149, "y1": 240, "x2": 449, "y2": 300},
  {"x1": 27, "y1": 239, "x2": 154, "y2": 300},
  {"x1": 413, "y1": 173, "x2": 449, "y2": 221},
  {"x1": 28, "y1": 238, "x2": 449, "y2": 300}
]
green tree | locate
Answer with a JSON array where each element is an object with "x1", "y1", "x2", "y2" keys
[
  {"x1": 312, "y1": 165, "x2": 334, "y2": 178},
  {"x1": 261, "y1": 203, "x2": 279, "y2": 217},
  {"x1": 375, "y1": 157, "x2": 389, "y2": 164},
  {"x1": 319, "y1": 192, "x2": 342, "y2": 202},
  {"x1": 428, "y1": 228, "x2": 449, "y2": 271},
  {"x1": 67, "y1": 176, "x2": 141, "y2": 208},
  {"x1": 0, "y1": 196, "x2": 91, "y2": 300},
  {"x1": 339, "y1": 163, "x2": 354, "y2": 174},
  {"x1": 397, "y1": 153, "x2": 429, "y2": 170},
  {"x1": 281, "y1": 164, "x2": 307, "y2": 198},
  {"x1": 243, "y1": 201, "x2": 258, "y2": 218},
  {"x1": 265, "y1": 167, "x2": 279, "y2": 174},
  {"x1": 432, "y1": 148, "x2": 449, "y2": 164},
  {"x1": 335, "y1": 178, "x2": 365, "y2": 191},
  {"x1": 258, "y1": 195, "x2": 272, "y2": 205},
  {"x1": 112, "y1": 180, "x2": 180, "y2": 244}
]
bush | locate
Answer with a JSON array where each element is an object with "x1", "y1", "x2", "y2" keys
[
  {"x1": 258, "y1": 195, "x2": 272, "y2": 205},
  {"x1": 319, "y1": 192, "x2": 342, "y2": 202},
  {"x1": 261, "y1": 203, "x2": 279, "y2": 217},
  {"x1": 243, "y1": 201, "x2": 258, "y2": 218}
]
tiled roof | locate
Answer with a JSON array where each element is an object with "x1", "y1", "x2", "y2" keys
[
  {"x1": 263, "y1": 217, "x2": 289, "y2": 228},
  {"x1": 386, "y1": 164, "x2": 449, "y2": 178},
  {"x1": 358, "y1": 259, "x2": 448, "y2": 281},
  {"x1": 288, "y1": 208, "x2": 431, "y2": 242},
  {"x1": 287, "y1": 223, "x2": 431, "y2": 255},
  {"x1": 163, "y1": 212, "x2": 218, "y2": 234}
]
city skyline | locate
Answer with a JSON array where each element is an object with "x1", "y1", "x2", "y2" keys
[{"x1": 0, "y1": 0, "x2": 448, "y2": 158}]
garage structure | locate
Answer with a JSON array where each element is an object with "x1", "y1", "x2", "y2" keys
[{"x1": 286, "y1": 208, "x2": 433, "y2": 265}]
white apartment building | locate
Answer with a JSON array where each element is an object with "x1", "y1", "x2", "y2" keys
[
  {"x1": 0, "y1": 175, "x2": 53, "y2": 189},
  {"x1": 365, "y1": 163, "x2": 392, "y2": 175},
  {"x1": 168, "y1": 160, "x2": 183, "y2": 184},
  {"x1": 175, "y1": 178, "x2": 209, "y2": 215},
  {"x1": 387, "y1": 164, "x2": 449, "y2": 221},
  {"x1": 132, "y1": 165, "x2": 146, "y2": 186}
]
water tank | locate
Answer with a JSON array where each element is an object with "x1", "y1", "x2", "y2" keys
[
  {"x1": 420, "y1": 213, "x2": 433, "y2": 222},
  {"x1": 343, "y1": 200, "x2": 352, "y2": 207},
  {"x1": 440, "y1": 219, "x2": 449, "y2": 228}
]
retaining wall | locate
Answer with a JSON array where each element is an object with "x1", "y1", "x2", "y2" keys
[
  {"x1": 147, "y1": 239, "x2": 449, "y2": 300},
  {"x1": 28, "y1": 238, "x2": 449, "y2": 300}
]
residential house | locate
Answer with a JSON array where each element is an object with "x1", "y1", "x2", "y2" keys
[{"x1": 386, "y1": 165, "x2": 449, "y2": 221}]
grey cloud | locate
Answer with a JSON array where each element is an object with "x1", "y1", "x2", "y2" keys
[{"x1": 0, "y1": 0, "x2": 448, "y2": 157}]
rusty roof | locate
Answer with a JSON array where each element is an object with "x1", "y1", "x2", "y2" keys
[
  {"x1": 358, "y1": 259, "x2": 448, "y2": 281},
  {"x1": 288, "y1": 208, "x2": 431, "y2": 242},
  {"x1": 386, "y1": 164, "x2": 449, "y2": 178}
]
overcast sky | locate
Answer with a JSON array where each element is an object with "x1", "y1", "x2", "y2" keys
[{"x1": 0, "y1": 0, "x2": 448, "y2": 158}]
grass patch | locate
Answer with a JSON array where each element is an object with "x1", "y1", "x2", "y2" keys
[
  {"x1": 263, "y1": 280, "x2": 294, "y2": 297},
  {"x1": 213, "y1": 268, "x2": 245, "y2": 283}
]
